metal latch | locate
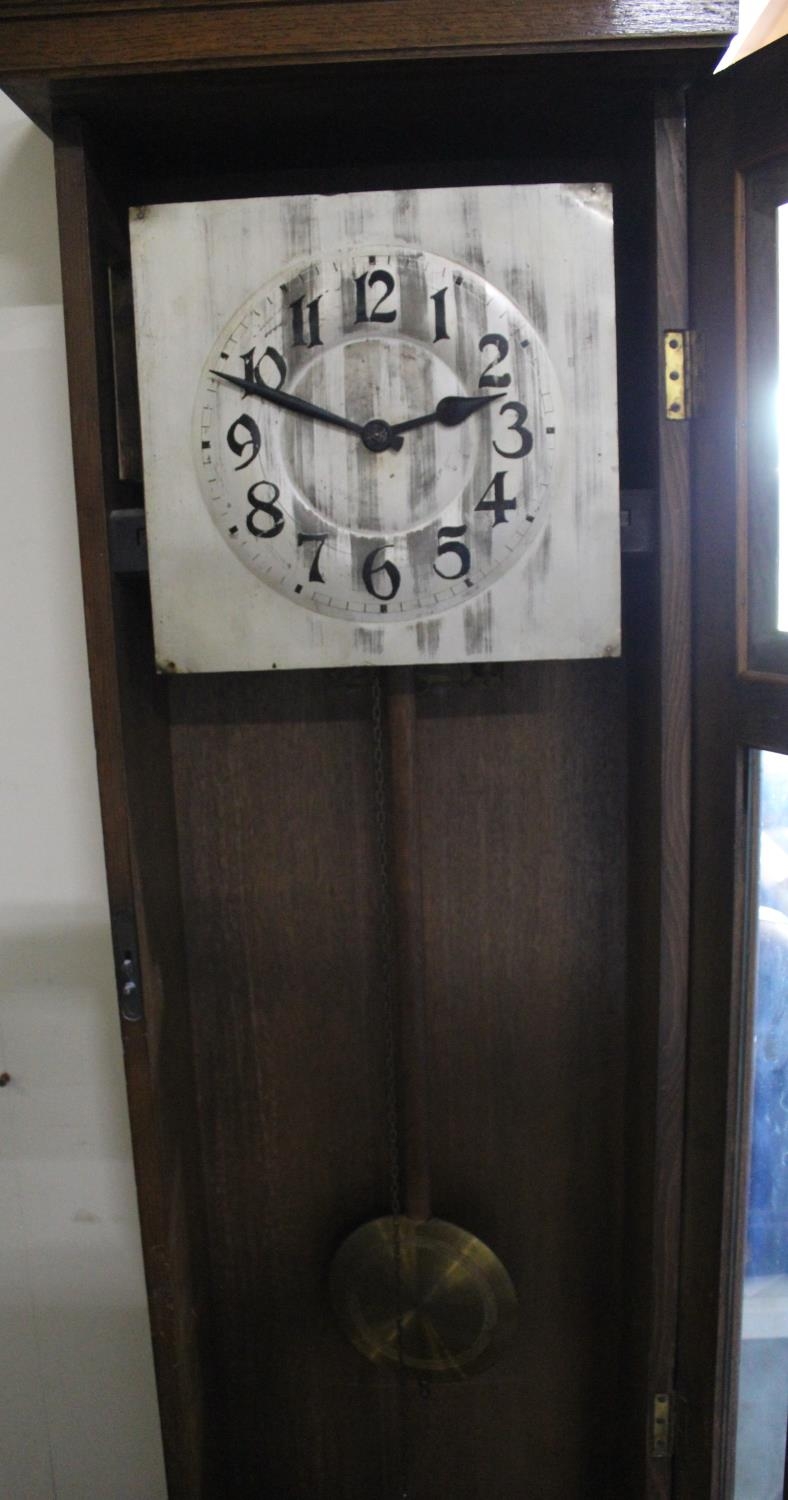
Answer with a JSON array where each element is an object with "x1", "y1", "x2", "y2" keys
[
  {"x1": 651, "y1": 1392, "x2": 674, "y2": 1459},
  {"x1": 664, "y1": 330, "x2": 693, "y2": 420},
  {"x1": 111, "y1": 909, "x2": 144, "y2": 1023}
]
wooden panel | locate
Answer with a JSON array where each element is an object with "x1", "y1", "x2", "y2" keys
[
  {"x1": 417, "y1": 662, "x2": 628, "y2": 1495},
  {"x1": 169, "y1": 670, "x2": 394, "y2": 1498},
  {"x1": 0, "y1": 0, "x2": 740, "y2": 17},
  {"x1": 53, "y1": 118, "x2": 214, "y2": 1498},
  {"x1": 0, "y1": 0, "x2": 736, "y2": 81},
  {"x1": 648, "y1": 97, "x2": 693, "y2": 1500},
  {"x1": 167, "y1": 660, "x2": 628, "y2": 1496}
]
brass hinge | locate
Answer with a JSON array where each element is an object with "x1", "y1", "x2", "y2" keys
[
  {"x1": 664, "y1": 329, "x2": 695, "y2": 420},
  {"x1": 650, "y1": 1391, "x2": 675, "y2": 1459}
]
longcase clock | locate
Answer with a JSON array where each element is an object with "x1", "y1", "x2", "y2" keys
[{"x1": 0, "y1": 7, "x2": 742, "y2": 1498}]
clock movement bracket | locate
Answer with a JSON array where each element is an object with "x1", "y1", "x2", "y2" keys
[
  {"x1": 109, "y1": 507, "x2": 148, "y2": 574},
  {"x1": 107, "y1": 488, "x2": 655, "y2": 579}
]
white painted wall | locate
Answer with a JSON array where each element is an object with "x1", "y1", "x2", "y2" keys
[{"x1": 0, "y1": 89, "x2": 167, "y2": 1499}]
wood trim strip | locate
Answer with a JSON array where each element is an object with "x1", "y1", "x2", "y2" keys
[
  {"x1": 0, "y1": 0, "x2": 736, "y2": 78},
  {"x1": 648, "y1": 98, "x2": 693, "y2": 1500},
  {"x1": 53, "y1": 115, "x2": 203, "y2": 1500},
  {"x1": 0, "y1": 0, "x2": 740, "y2": 16},
  {"x1": 676, "y1": 56, "x2": 752, "y2": 1499}
]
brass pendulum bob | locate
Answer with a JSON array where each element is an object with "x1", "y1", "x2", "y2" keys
[{"x1": 330, "y1": 668, "x2": 518, "y2": 1382}]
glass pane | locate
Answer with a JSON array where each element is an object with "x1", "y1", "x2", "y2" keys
[
  {"x1": 734, "y1": 750, "x2": 788, "y2": 1499},
  {"x1": 779, "y1": 205, "x2": 788, "y2": 632},
  {"x1": 744, "y1": 160, "x2": 788, "y2": 669}
]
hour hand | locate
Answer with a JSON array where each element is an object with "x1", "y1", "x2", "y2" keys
[
  {"x1": 390, "y1": 392, "x2": 504, "y2": 438},
  {"x1": 209, "y1": 368, "x2": 365, "y2": 438}
]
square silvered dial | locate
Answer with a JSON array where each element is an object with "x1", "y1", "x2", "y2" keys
[{"x1": 130, "y1": 183, "x2": 620, "y2": 672}]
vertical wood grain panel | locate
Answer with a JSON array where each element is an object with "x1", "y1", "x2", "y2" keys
[
  {"x1": 53, "y1": 116, "x2": 213, "y2": 1498},
  {"x1": 647, "y1": 98, "x2": 693, "y2": 1500},
  {"x1": 169, "y1": 671, "x2": 398, "y2": 1498},
  {"x1": 416, "y1": 661, "x2": 628, "y2": 1496}
]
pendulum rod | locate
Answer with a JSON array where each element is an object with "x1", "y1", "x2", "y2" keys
[{"x1": 384, "y1": 665, "x2": 431, "y2": 1224}]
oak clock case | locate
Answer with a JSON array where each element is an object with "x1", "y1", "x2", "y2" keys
[{"x1": 130, "y1": 182, "x2": 620, "y2": 672}]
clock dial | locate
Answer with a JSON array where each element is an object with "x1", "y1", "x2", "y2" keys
[
  {"x1": 131, "y1": 182, "x2": 620, "y2": 671},
  {"x1": 194, "y1": 247, "x2": 561, "y2": 623}
]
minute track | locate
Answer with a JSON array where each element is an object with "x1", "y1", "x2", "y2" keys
[{"x1": 196, "y1": 240, "x2": 558, "y2": 626}]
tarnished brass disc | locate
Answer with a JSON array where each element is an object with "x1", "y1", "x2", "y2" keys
[{"x1": 329, "y1": 1216, "x2": 518, "y2": 1381}]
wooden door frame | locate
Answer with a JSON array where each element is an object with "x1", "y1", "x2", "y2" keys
[
  {"x1": 679, "y1": 37, "x2": 788, "y2": 1500},
  {"x1": 647, "y1": 91, "x2": 694, "y2": 1499}
]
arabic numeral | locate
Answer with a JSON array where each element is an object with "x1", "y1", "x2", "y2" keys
[
  {"x1": 478, "y1": 333, "x2": 511, "y2": 389},
  {"x1": 362, "y1": 544, "x2": 400, "y2": 600},
  {"x1": 290, "y1": 294, "x2": 323, "y2": 348},
  {"x1": 433, "y1": 525, "x2": 470, "y2": 580},
  {"x1": 246, "y1": 480, "x2": 285, "y2": 538},
  {"x1": 297, "y1": 531, "x2": 329, "y2": 583},
  {"x1": 475, "y1": 471, "x2": 516, "y2": 527},
  {"x1": 226, "y1": 414, "x2": 261, "y2": 470},
  {"x1": 240, "y1": 345, "x2": 287, "y2": 391},
  {"x1": 431, "y1": 287, "x2": 450, "y2": 342},
  {"x1": 355, "y1": 269, "x2": 397, "y2": 324},
  {"x1": 493, "y1": 401, "x2": 533, "y2": 459}
]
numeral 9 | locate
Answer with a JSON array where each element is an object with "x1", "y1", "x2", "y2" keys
[{"x1": 227, "y1": 414, "x2": 261, "y2": 470}]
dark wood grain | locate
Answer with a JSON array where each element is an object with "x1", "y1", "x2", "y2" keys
[
  {"x1": 0, "y1": 0, "x2": 739, "y2": 16},
  {"x1": 53, "y1": 117, "x2": 214, "y2": 1499},
  {"x1": 169, "y1": 670, "x2": 398, "y2": 1498},
  {"x1": 0, "y1": 0, "x2": 736, "y2": 81},
  {"x1": 679, "y1": 68, "x2": 743, "y2": 1500},
  {"x1": 416, "y1": 662, "x2": 628, "y2": 1496},
  {"x1": 648, "y1": 98, "x2": 693, "y2": 1500}
]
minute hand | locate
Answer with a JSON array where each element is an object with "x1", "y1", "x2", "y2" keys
[
  {"x1": 210, "y1": 369, "x2": 364, "y2": 437},
  {"x1": 390, "y1": 393, "x2": 503, "y2": 438}
]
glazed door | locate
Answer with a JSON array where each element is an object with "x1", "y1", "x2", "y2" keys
[{"x1": 680, "y1": 32, "x2": 788, "y2": 1500}]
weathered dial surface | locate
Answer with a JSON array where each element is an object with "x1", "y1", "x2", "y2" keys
[{"x1": 194, "y1": 246, "x2": 561, "y2": 623}]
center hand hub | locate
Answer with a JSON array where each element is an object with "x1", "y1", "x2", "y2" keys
[{"x1": 361, "y1": 418, "x2": 403, "y2": 454}]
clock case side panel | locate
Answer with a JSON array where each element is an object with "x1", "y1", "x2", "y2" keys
[{"x1": 52, "y1": 114, "x2": 217, "y2": 1500}]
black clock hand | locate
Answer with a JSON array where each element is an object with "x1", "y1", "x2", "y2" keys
[
  {"x1": 390, "y1": 392, "x2": 504, "y2": 438},
  {"x1": 210, "y1": 368, "x2": 365, "y2": 438}
]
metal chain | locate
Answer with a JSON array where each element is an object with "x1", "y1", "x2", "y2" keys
[{"x1": 370, "y1": 670, "x2": 410, "y2": 1500}]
